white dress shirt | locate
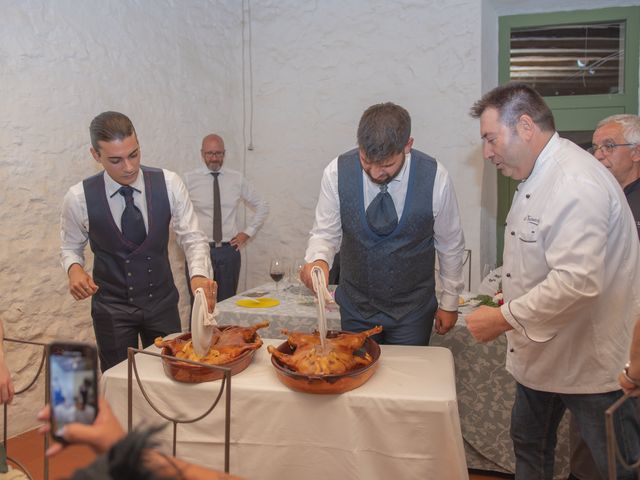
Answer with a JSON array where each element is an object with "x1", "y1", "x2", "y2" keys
[
  {"x1": 60, "y1": 168, "x2": 213, "y2": 279},
  {"x1": 184, "y1": 166, "x2": 269, "y2": 242},
  {"x1": 305, "y1": 152, "x2": 466, "y2": 312},
  {"x1": 500, "y1": 133, "x2": 640, "y2": 393}
]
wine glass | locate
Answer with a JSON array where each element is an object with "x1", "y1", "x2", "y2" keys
[
  {"x1": 269, "y1": 258, "x2": 285, "y2": 293},
  {"x1": 291, "y1": 259, "x2": 305, "y2": 283},
  {"x1": 482, "y1": 264, "x2": 496, "y2": 281},
  {"x1": 291, "y1": 259, "x2": 306, "y2": 300}
]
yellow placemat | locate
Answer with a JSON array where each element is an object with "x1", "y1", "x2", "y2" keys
[{"x1": 235, "y1": 297, "x2": 280, "y2": 308}]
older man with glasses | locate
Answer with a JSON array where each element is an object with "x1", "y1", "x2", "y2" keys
[
  {"x1": 568, "y1": 117, "x2": 640, "y2": 480},
  {"x1": 590, "y1": 114, "x2": 640, "y2": 238}
]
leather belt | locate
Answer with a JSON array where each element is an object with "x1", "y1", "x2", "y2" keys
[{"x1": 209, "y1": 242, "x2": 231, "y2": 248}]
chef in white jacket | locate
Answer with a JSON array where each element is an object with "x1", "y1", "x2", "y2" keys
[{"x1": 467, "y1": 83, "x2": 640, "y2": 480}]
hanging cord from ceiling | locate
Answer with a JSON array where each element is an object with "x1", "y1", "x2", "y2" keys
[
  {"x1": 240, "y1": 0, "x2": 255, "y2": 291},
  {"x1": 242, "y1": 0, "x2": 255, "y2": 155}
]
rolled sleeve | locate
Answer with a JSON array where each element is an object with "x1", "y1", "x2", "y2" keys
[
  {"x1": 304, "y1": 159, "x2": 342, "y2": 268},
  {"x1": 433, "y1": 165, "x2": 465, "y2": 311},
  {"x1": 60, "y1": 186, "x2": 89, "y2": 273}
]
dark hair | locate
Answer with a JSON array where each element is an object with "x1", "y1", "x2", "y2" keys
[
  {"x1": 470, "y1": 83, "x2": 555, "y2": 132},
  {"x1": 89, "y1": 111, "x2": 137, "y2": 151},
  {"x1": 357, "y1": 102, "x2": 411, "y2": 162},
  {"x1": 70, "y1": 426, "x2": 177, "y2": 480}
]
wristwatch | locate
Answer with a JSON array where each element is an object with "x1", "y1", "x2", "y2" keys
[{"x1": 622, "y1": 362, "x2": 640, "y2": 388}]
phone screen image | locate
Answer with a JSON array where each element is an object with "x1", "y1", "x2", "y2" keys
[{"x1": 50, "y1": 344, "x2": 98, "y2": 439}]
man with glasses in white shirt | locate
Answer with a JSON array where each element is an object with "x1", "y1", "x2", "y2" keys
[{"x1": 184, "y1": 134, "x2": 269, "y2": 302}]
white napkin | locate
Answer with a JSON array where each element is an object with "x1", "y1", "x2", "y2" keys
[
  {"x1": 311, "y1": 267, "x2": 335, "y2": 306},
  {"x1": 477, "y1": 266, "x2": 503, "y2": 296},
  {"x1": 191, "y1": 287, "x2": 219, "y2": 357}
]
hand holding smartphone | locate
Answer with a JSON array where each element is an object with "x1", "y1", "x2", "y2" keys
[{"x1": 47, "y1": 342, "x2": 98, "y2": 443}]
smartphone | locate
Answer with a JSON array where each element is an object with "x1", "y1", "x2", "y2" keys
[{"x1": 47, "y1": 342, "x2": 99, "y2": 443}]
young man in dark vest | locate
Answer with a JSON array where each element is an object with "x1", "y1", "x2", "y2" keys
[
  {"x1": 60, "y1": 111, "x2": 216, "y2": 372},
  {"x1": 301, "y1": 102, "x2": 466, "y2": 345}
]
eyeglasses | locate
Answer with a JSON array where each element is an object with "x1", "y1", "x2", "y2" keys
[
  {"x1": 587, "y1": 142, "x2": 635, "y2": 155},
  {"x1": 203, "y1": 150, "x2": 225, "y2": 158}
]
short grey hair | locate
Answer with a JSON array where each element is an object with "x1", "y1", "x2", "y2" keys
[{"x1": 596, "y1": 114, "x2": 640, "y2": 145}]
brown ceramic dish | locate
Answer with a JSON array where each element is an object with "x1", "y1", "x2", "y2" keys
[
  {"x1": 270, "y1": 331, "x2": 381, "y2": 394},
  {"x1": 161, "y1": 331, "x2": 257, "y2": 383}
]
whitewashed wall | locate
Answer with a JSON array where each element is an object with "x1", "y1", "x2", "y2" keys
[
  {"x1": 242, "y1": 0, "x2": 484, "y2": 292},
  {"x1": 0, "y1": 0, "x2": 637, "y2": 437},
  {"x1": 0, "y1": 0, "x2": 245, "y2": 436}
]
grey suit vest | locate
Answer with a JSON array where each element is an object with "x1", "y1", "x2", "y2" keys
[{"x1": 337, "y1": 148, "x2": 437, "y2": 320}]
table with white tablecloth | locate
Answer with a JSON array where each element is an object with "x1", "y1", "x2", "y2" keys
[
  {"x1": 217, "y1": 282, "x2": 341, "y2": 337},
  {"x1": 216, "y1": 282, "x2": 570, "y2": 477},
  {"x1": 101, "y1": 338, "x2": 468, "y2": 480}
]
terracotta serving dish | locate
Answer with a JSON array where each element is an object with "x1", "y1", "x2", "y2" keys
[
  {"x1": 270, "y1": 331, "x2": 381, "y2": 394},
  {"x1": 160, "y1": 331, "x2": 257, "y2": 383}
]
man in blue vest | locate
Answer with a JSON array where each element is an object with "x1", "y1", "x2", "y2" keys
[
  {"x1": 301, "y1": 102, "x2": 466, "y2": 345},
  {"x1": 60, "y1": 111, "x2": 216, "y2": 372}
]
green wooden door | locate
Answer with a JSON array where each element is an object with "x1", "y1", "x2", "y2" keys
[{"x1": 496, "y1": 6, "x2": 639, "y2": 263}]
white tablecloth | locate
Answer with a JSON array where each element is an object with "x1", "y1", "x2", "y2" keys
[
  {"x1": 101, "y1": 339, "x2": 468, "y2": 480},
  {"x1": 216, "y1": 283, "x2": 569, "y2": 477}
]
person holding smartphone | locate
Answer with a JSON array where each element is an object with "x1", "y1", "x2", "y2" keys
[
  {"x1": 48, "y1": 342, "x2": 99, "y2": 440},
  {"x1": 60, "y1": 112, "x2": 217, "y2": 372},
  {"x1": 38, "y1": 397, "x2": 242, "y2": 480}
]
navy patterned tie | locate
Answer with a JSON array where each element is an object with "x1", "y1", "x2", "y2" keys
[
  {"x1": 118, "y1": 186, "x2": 146, "y2": 246},
  {"x1": 366, "y1": 183, "x2": 398, "y2": 236}
]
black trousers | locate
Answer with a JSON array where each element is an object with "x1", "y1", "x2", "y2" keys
[
  {"x1": 335, "y1": 286, "x2": 437, "y2": 345},
  {"x1": 185, "y1": 243, "x2": 241, "y2": 310},
  {"x1": 91, "y1": 299, "x2": 180, "y2": 372}
]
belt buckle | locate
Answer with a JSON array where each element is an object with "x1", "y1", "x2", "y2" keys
[{"x1": 214, "y1": 242, "x2": 224, "y2": 248}]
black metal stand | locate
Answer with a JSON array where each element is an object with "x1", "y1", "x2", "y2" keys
[
  {"x1": 463, "y1": 248, "x2": 472, "y2": 290},
  {"x1": 605, "y1": 393, "x2": 640, "y2": 479},
  {"x1": 2, "y1": 338, "x2": 49, "y2": 480},
  {"x1": 126, "y1": 347, "x2": 232, "y2": 473}
]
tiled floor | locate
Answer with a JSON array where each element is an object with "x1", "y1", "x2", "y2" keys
[{"x1": 4, "y1": 428, "x2": 96, "y2": 479}]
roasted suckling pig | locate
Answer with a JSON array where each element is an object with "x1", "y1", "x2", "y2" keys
[
  {"x1": 267, "y1": 325, "x2": 382, "y2": 375},
  {"x1": 154, "y1": 321, "x2": 269, "y2": 364}
]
